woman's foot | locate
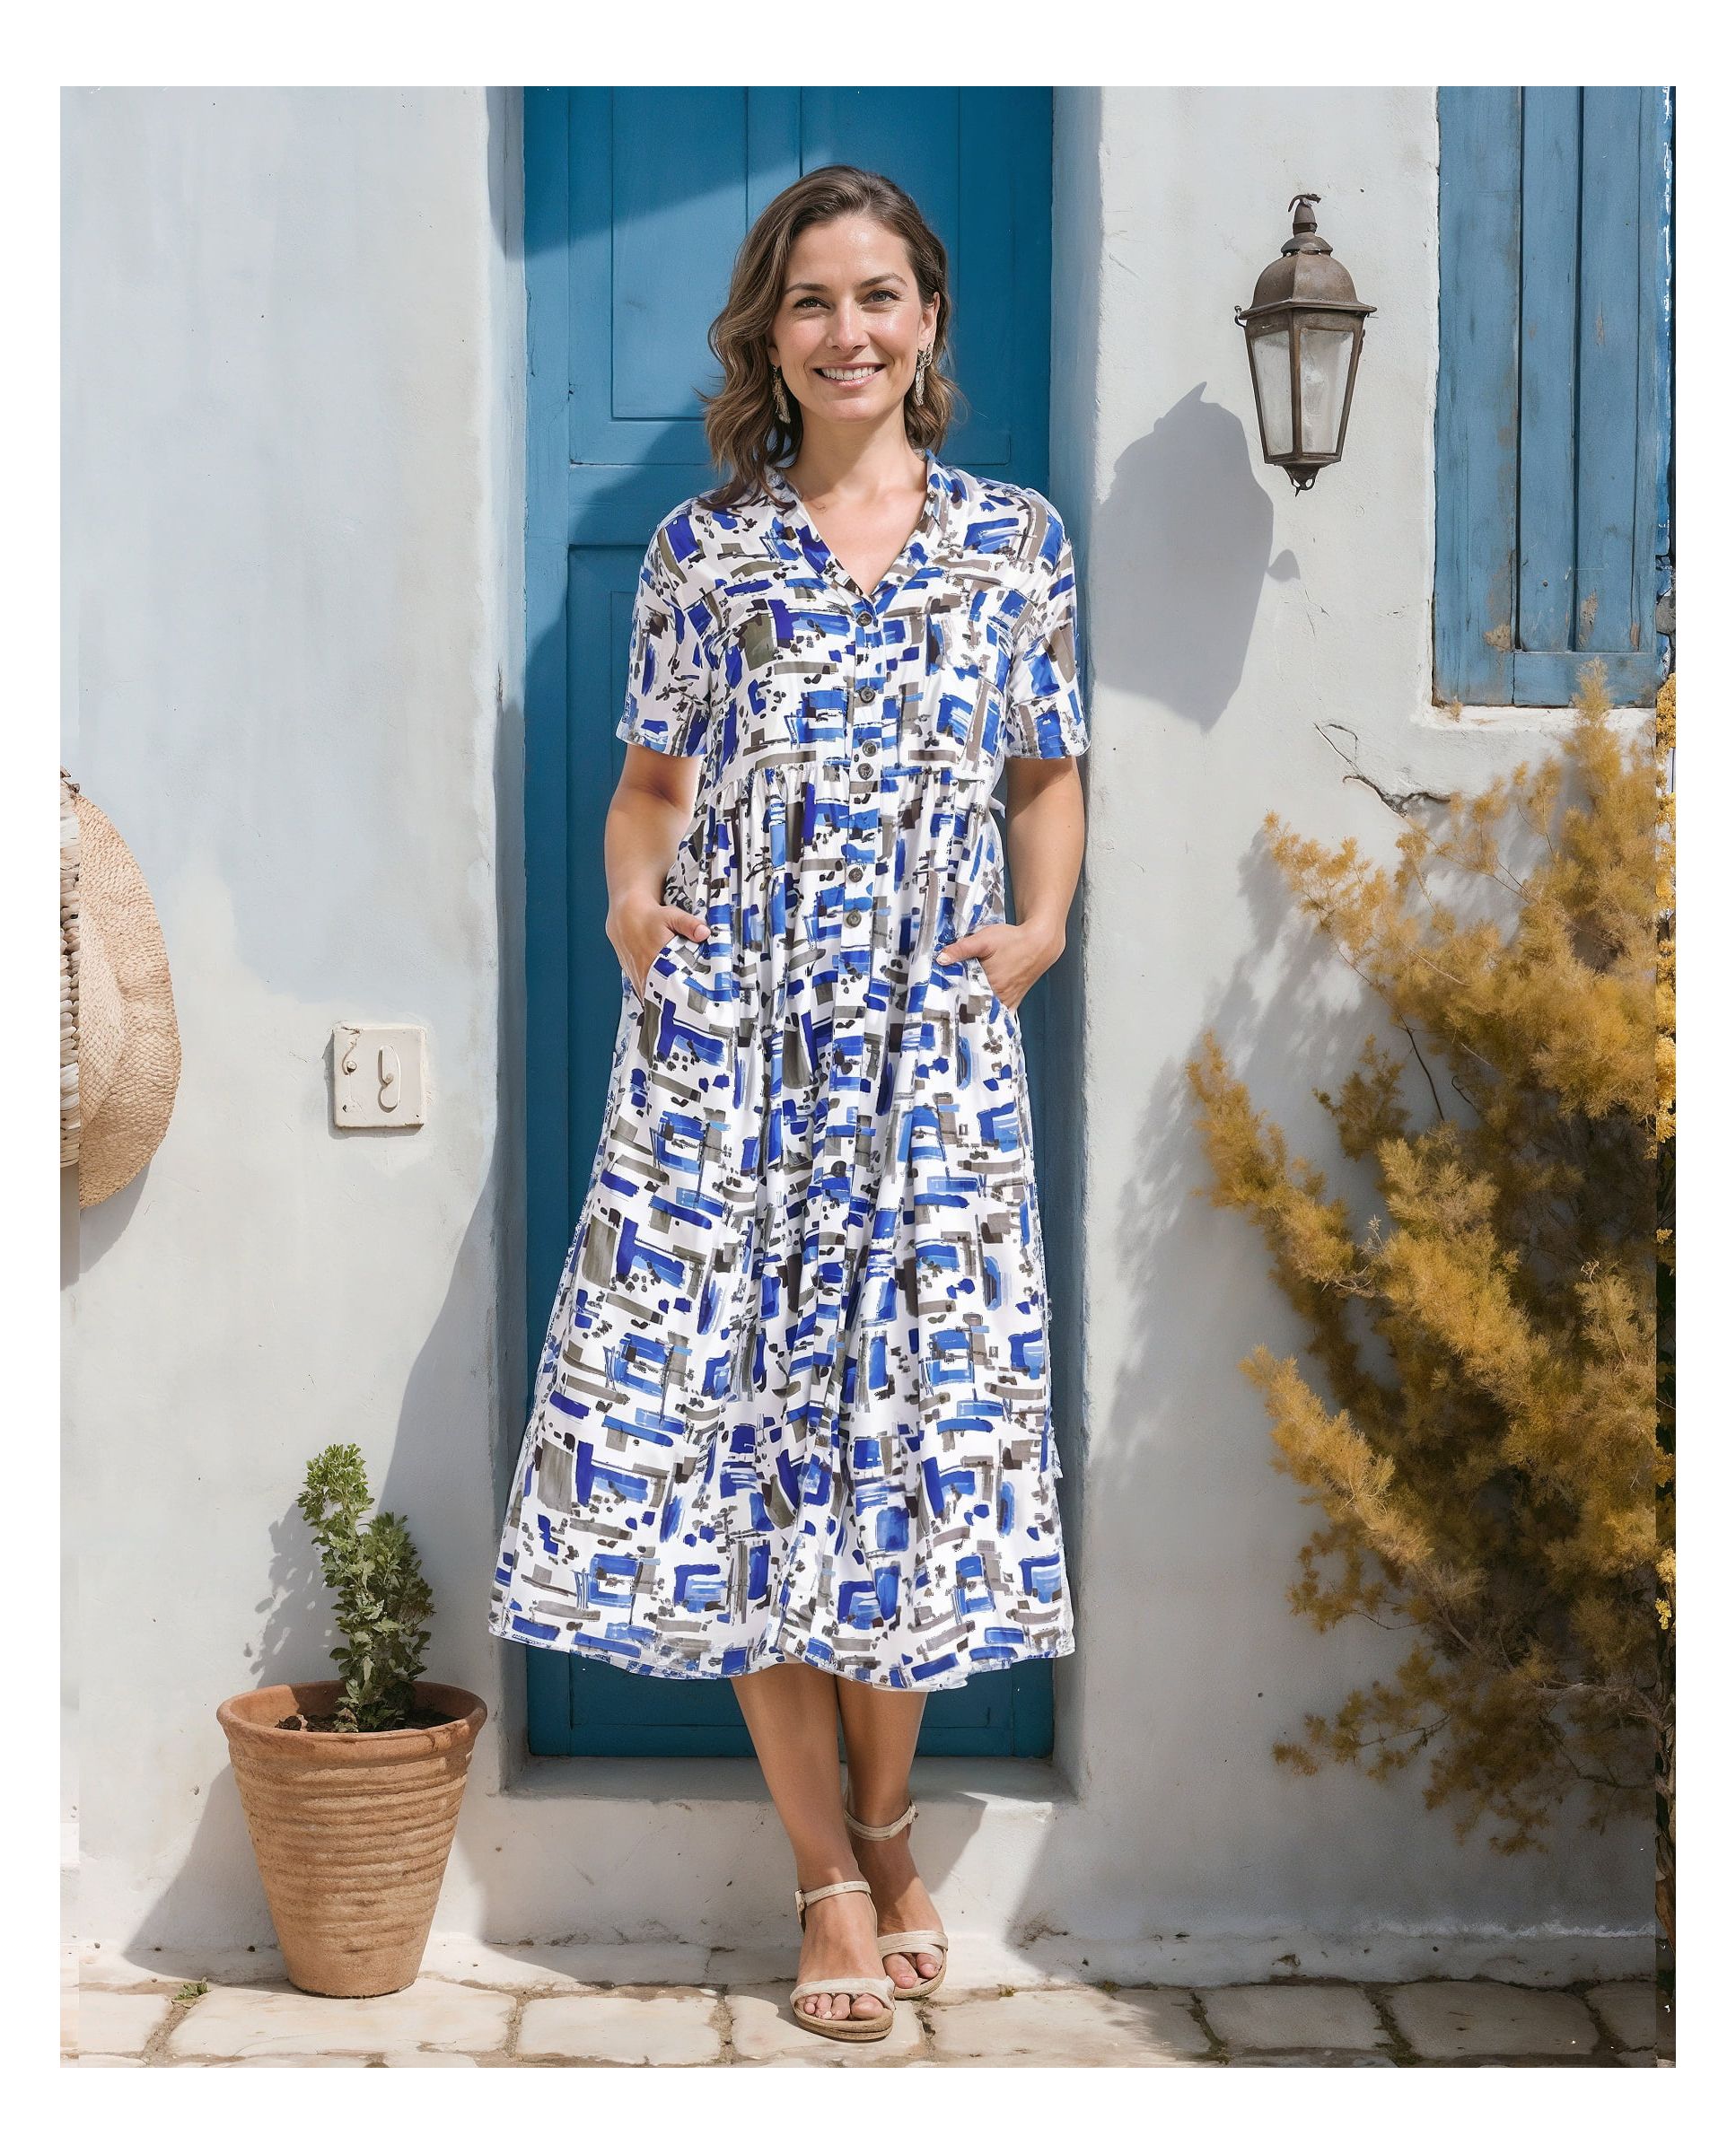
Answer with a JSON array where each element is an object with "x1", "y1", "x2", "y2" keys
[
  {"x1": 793, "y1": 1878, "x2": 897, "y2": 2024},
  {"x1": 848, "y1": 1814, "x2": 944, "y2": 1992}
]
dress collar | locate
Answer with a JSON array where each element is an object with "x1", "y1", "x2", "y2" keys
[{"x1": 762, "y1": 449, "x2": 955, "y2": 578}]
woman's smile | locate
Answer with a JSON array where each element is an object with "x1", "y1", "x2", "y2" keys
[{"x1": 814, "y1": 362, "x2": 886, "y2": 385}]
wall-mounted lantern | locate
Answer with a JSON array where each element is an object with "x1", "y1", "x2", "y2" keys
[{"x1": 1234, "y1": 192, "x2": 1376, "y2": 492}]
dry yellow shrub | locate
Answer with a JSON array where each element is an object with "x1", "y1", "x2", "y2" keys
[{"x1": 1188, "y1": 661, "x2": 1671, "y2": 1890}]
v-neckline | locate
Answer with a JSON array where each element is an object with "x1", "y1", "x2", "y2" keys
[{"x1": 769, "y1": 451, "x2": 944, "y2": 605}]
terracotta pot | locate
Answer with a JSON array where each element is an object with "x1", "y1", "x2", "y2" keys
[{"x1": 216, "y1": 1679, "x2": 487, "y2": 1998}]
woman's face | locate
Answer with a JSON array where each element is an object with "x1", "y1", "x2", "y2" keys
[{"x1": 766, "y1": 215, "x2": 939, "y2": 433}]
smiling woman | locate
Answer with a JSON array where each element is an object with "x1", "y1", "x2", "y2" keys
[
  {"x1": 766, "y1": 223, "x2": 936, "y2": 594},
  {"x1": 488, "y1": 162, "x2": 1089, "y2": 2045}
]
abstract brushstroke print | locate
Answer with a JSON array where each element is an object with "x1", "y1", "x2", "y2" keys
[{"x1": 489, "y1": 451, "x2": 1088, "y2": 1690}]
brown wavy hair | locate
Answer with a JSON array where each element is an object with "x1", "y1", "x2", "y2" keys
[{"x1": 697, "y1": 165, "x2": 957, "y2": 512}]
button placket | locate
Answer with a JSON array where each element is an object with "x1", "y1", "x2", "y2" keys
[{"x1": 849, "y1": 591, "x2": 882, "y2": 759}]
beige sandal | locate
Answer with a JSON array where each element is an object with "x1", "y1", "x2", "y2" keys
[
  {"x1": 790, "y1": 1878, "x2": 899, "y2": 2042},
  {"x1": 844, "y1": 1799, "x2": 951, "y2": 2001}
]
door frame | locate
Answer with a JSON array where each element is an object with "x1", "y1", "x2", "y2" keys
[{"x1": 517, "y1": 86, "x2": 1064, "y2": 1759}]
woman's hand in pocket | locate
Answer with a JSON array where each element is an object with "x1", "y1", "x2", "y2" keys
[
  {"x1": 609, "y1": 896, "x2": 706, "y2": 1000},
  {"x1": 936, "y1": 919, "x2": 1064, "y2": 1013}
]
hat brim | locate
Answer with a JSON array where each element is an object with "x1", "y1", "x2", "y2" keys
[{"x1": 73, "y1": 794, "x2": 182, "y2": 1208}]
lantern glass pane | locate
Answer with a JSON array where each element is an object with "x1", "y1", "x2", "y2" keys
[
  {"x1": 1298, "y1": 319, "x2": 1356, "y2": 453},
  {"x1": 1250, "y1": 327, "x2": 1293, "y2": 459}
]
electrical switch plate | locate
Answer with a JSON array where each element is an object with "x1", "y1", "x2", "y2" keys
[{"x1": 332, "y1": 1023, "x2": 428, "y2": 1129}]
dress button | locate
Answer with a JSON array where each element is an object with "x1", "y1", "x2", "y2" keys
[
  {"x1": 856, "y1": 681, "x2": 875, "y2": 704},
  {"x1": 855, "y1": 605, "x2": 873, "y2": 627}
]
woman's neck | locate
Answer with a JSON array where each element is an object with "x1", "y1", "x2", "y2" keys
[{"x1": 785, "y1": 416, "x2": 927, "y2": 507}]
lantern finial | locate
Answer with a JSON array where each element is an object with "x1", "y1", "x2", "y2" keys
[{"x1": 1282, "y1": 193, "x2": 1334, "y2": 257}]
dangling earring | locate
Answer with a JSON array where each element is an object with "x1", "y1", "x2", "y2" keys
[
  {"x1": 911, "y1": 346, "x2": 931, "y2": 403},
  {"x1": 771, "y1": 364, "x2": 791, "y2": 425}
]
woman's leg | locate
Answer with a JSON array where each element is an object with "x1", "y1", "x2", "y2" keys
[
  {"x1": 835, "y1": 1682, "x2": 944, "y2": 1992},
  {"x1": 731, "y1": 1661, "x2": 889, "y2": 2022}
]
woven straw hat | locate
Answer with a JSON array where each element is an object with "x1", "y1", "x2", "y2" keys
[{"x1": 60, "y1": 771, "x2": 182, "y2": 1207}]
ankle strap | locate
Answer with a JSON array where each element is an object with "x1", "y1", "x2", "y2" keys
[
  {"x1": 844, "y1": 1799, "x2": 917, "y2": 1840},
  {"x1": 794, "y1": 1876, "x2": 873, "y2": 1919}
]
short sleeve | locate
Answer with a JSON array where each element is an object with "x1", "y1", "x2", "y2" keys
[
  {"x1": 616, "y1": 507, "x2": 715, "y2": 757},
  {"x1": 1002, "y1": 495, "x2": 1089, "y2": 759}
]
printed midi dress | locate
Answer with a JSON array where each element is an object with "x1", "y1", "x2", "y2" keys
[{"x1": 488, "y1": 450, "x2": 1089, "y2": 1691}]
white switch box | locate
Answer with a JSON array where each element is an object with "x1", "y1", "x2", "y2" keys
[{"x1": 332, "y1": 1023, "x2": 428, "y2": 1129}]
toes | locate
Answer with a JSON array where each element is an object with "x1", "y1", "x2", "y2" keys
[
  {"x1": 914, "y1": 1952, "x2": 939, "y2": 1978},
  {"x1": 852, "y1": 1991, "x2": 885, "y2": 2019},
  {"x1": 885, "y1": 1952, "x2": 919, "y2": 1991}
]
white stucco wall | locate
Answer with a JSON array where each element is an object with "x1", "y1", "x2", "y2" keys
[
  {"x1": 63, "y1": 84, "x2": 1651, "y2": 1983},
  {"x1": 1045, "y1": 85, "x2": 1651, "y2": 1974}
]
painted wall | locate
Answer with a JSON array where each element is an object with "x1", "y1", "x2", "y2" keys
[
  {"x1": 1044, "y1": 84, "x2": 1651, "y2": 1972},
  {"x1": 63, "y1": 84, "x2": 1651, "y2": 1983},
  {"x1": 62, "y1": 84, "x2": 530, "y2": 1957}
]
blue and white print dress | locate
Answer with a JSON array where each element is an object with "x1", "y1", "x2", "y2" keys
[{"x1": 489, "y1": 451, "x2": 1089, "y2": 1691}]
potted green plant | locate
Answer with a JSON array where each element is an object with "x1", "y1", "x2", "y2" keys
[{"x1": 216, "y1": 1444, "x2": 487, "y2": 1998}]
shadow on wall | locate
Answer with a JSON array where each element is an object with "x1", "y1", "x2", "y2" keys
[
  {"x1": 992, "y1": 809, "x2": 1656, "y2": 1959},
  {"x1": 984, "y1": 824, "x2": 1415, "y2": 1957},
  {"x1": 1088, "y1": 386, "x2": 1282, "y2": 732},
  {"x1": 127, "y1": 1128, "x2": 520, "y2": 1957}
]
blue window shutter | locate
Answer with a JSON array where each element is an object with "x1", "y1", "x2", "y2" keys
[{"x1": 1435, "y1": 88, "x2": 1673, "y2": 706}]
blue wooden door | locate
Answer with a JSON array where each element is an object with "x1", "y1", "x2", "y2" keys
[{"x1": 523, "y1": 86, "x2": 1058, "y2": 1758}]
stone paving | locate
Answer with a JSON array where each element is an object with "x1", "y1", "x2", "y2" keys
[{"x1": 64, "y1": 1935, "x2": 1670, "y2": 2068}]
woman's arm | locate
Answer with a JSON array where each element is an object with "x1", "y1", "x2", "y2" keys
[
  {"x1": 939, "y1": 755, "x2": 1085, "y2": 1011},
  {"x1": 605, "y1": 745, "x2": 707, "y2": 996}
]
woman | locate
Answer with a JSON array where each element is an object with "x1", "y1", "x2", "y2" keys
[{"x1": 489, "y1": 165, "x2": 1089, "y2": 2044}]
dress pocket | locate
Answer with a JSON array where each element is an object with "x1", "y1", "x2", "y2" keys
[{"x1": 626, "y1": 926, "x2": 698, "y2": 1007}]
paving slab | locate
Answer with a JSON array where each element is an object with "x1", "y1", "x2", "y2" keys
[
  {"x1": 1434, "y1": 2056, "x2": 1600, "y2": 2068},
  {"x1": 381, "y1": 2051, "x2": 484, "y2": 2066},
  {"x1": 433, "y1": 1936, "x2": 713, "y2": 1990},
  {"x1": 517, "y1": 1992, "x2": 723, "y2": 2065},
  {"x1": 1618, "y1": 2053, "x2": 1659, "y2": 2067},
  {"x1": 934, "y1": 2053, "x2": 1218, "y2": 2069},
  {"x1": 71, "y1": 2054, "x2": 145, "y2": 2067},
  {"x1": 1385, "y1": 1983, "x2": 1600, "y2": 2059},
  {"x1": 1199, "y1": 1983, "x2": 1385, "y2": 2053},
  {"x1": 923, "y1": 1936, "x2": 1074, "y2": 1992},
  {"x1": 77, "y1": 1989, "x2": 175, "y2": 2057},
  {"x1": 704, "y1": 1944, "x2": 797, "y2": 1985},
  {"x1": 169, "y1": 1976, "x2": 513, "y2": 2060},
  {"x1": 1587, "y1": 1982, "x2": 1657, "y2": 2053},
  {"x1": 727, "y1": 1983, "x2": 926, "y2": 2062},
  {"x1": 170, "y1": 2054, "x2": 373, "y2": 2068},
  {"x1": 82, "y1": 1941, "x2": 287, "y2": 1989},
  {"x1": 704, "y1": 1936, "x2": 1071, "y2": 1995},
  {"x1": 928, "y1": 1985, "x2": 1210, "y2": 2066},
  {"x1": 1231, "y1": 2050, "x2": 1397, "y2": 2067}
]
